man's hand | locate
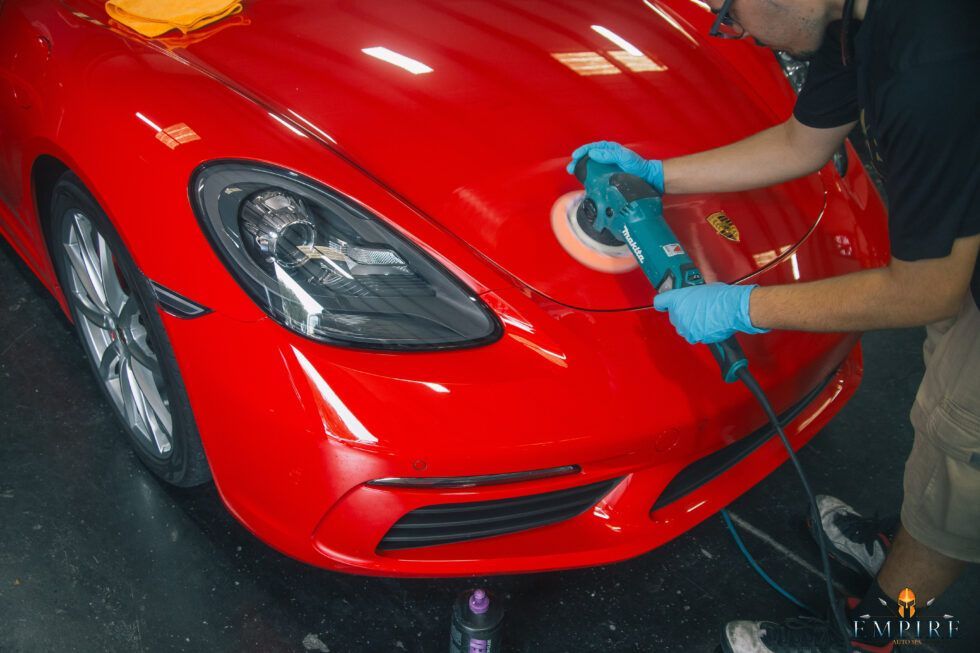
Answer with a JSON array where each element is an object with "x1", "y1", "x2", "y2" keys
[
  {"x1": 567, "y1": 141, "x2": 664, "y2": 193},
  {"x1": 653, "y1": 283, "x2": 769, "y2": 344}
]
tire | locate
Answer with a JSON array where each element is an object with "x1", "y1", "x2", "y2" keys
[{"x1": 49, "y1": 172, "x2": 211, "y2": 486}]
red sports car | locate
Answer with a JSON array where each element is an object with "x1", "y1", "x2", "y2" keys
[{"x1": 0, "y1": 0, "x2": 889, "y2": 576}]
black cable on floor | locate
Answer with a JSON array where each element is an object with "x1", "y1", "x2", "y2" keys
[{"x1": 735, "y1": 366, "x2": 852, "y2": 650}]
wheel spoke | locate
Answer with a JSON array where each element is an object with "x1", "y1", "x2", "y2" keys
[
  {"x1": 75, "y1": 216, "x2": 104, "y2": 284},
  {"x1": 119, "y1": 298, "x2": 157, "y2": 368},
  {"x1": 97, "y1": 231, "x2": 128, "y2": 318},
  {"x1": 74, "y1": 296, "x2": 113, "y2": 329},
  {"x1": 65, "y1": 240, "x2": 111, "y2": 318},
  {"x1": 119, "y1": 357, "x2": 149, "y2": 436},
  {"x1": 98, "y1": 340, "x2": 122, "y2": 383},
  {"x1": 70, "y1": 216, "x2": 112, "y2": 312},
  {"x1": 130, "y1": 358, "x2": 173, "y2": 437},
  {"x1": 118, "y1": 357, "x2": 137, "y2": 425},
  {"x1": 147, "y1": 415, "x2": 173, "y2": 455},
  {"x1": 127, "y1": 335, "x2": 157, "y2": 369}
]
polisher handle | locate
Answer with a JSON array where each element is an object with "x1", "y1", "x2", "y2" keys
[
  {"x1": 710, "y1": 337, "x2": 748, "y2": 384},
  {"x1": 573, "y1": 156, "x2": 658, "y2": 202},
  {"x1": 608, "y1": 172, "x2": 659, "y2": 203},
  {"x1": 572, "y1": 154, "x2": 594, "y2": 184}
]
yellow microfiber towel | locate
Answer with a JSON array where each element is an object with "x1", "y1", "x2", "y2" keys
[{"x1": 105, "y1": 0, "x2": 243, "y2": 38}]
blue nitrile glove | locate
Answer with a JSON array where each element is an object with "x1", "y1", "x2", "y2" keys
[
  {"x1": 567, "y1": 141, "x2": 664, "y2": 193},
  {"x1": 653, "y1": 283, "x2": 770, "y2": 344}
]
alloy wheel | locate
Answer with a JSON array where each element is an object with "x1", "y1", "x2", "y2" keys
[{"x1": 62, "y1": 210, "x2": 174, "y2": 458}]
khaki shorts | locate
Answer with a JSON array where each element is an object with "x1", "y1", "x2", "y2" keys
[{"x1": 904, "y1": 294, "x2": 980, "y2": 562}]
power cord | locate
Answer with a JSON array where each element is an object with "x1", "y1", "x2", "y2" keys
[
  {"x1": 733, "y1": 366, "x2": 852, "y2": 650},
  {"x1": 720, "y1": 509, "x2": 816, "y2": 615}
]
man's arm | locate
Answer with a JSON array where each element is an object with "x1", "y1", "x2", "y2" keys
[
  {"x1": 663, "y1": 116, "x2": 855, "y2": 194},
  {"x1": 750, "y1": 234, "x2": 980, "y2": 331}
]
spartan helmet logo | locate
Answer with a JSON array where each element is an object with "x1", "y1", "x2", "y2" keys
[{"x1": 898, "y1": 587, "x2": 916, "y2": 618}]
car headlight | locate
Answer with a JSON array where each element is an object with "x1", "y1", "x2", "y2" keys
[
  {"x1": 774, "y1": 51, "x2": 808, "y2": 93},
  {"x1": 831, "y1": 145, "x2": 849, "y2": 177},
  {"x1": 191, "y1": 162, "x2": 502, "y2": 350}
]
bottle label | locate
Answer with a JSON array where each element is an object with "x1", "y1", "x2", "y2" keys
[{"x1": 469, "y1": 639, "x2": 488, "y2": 653}]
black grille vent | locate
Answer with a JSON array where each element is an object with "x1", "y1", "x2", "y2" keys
[
  {"x1": 378, "y1": 477, "x2": 621, "y2": 551},
  {"x1": 651, "y1": 370, "x2": 836, "y2": 512}
]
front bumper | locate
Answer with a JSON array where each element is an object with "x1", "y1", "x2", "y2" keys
[
  {"x1": 161, "y1": 294, "x2": 861, "y2": 577},
  {"x1": 307, "y1": 350, "x2": 859, "y2": 576}
]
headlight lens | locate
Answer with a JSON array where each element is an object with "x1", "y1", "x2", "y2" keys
[
  {"x1": 192, "y1": 162, "x2": 501, "y2": 350},
  {"x1": 832, "y1": 146, "x2": 849, "y2": 177},
  {"x1": 774, "y1": 51, "x2": 808, "y2": 94}
]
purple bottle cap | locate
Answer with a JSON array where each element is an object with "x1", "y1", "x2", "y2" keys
[{"x1": 469, "y1": 589, "x2": 490, "y2": 615}]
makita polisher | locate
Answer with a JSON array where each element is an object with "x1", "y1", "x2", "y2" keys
[{"x1": 557, "y1": 155, "x2": 748, "y2": 383}]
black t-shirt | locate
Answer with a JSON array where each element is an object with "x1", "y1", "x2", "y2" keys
[{"x1": 794, "y1": 0, "x2": 980, "y2": 310}]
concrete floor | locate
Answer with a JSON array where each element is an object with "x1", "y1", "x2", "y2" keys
[{"x1": 0, "y1": 238, "x2": 977, "y2": 653}]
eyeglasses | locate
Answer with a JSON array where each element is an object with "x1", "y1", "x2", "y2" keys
[{"x1": 709, "y1": 0, "x2": 746, "y2": 39}]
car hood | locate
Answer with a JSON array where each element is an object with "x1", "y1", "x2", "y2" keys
[{"x1": 152, "y1": 0, "x2": 825, "y2": 310}]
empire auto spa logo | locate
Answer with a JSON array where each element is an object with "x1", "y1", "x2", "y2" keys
[{"x1": 852, "y1": 587, "x2": 961, "y2": 646}]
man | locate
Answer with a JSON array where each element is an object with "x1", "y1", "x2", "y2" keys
[{"x1": 569, "y1": 1, "x2": 979, "y2": 651}]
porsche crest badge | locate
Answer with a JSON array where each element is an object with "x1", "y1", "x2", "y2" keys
[{"x1": 707, "y1": 211, "x2": 740, "y2": 242}]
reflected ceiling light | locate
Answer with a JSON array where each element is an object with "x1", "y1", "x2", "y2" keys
[
  {"x1": 551, "y1": 51, "x2": 620, "y2": 76},
  {"x1": 752, "y1": 245, "x2": 793, "y2": 267},
  {"x1": 500, "y1": 314, "x2": 535, "y2": 334},
  {"x1": 137, "y1": 112, "x2": 202, "y2": 150},
  {"x1": 362, "y1": 46, "x2": 433, "y2": 75},
  {"x1": 287, "y1": 110, "x2": 337, "y2": 144},
  {"x1": 643, "y1": 1, "x2": 699, "y2": 46},
  {"x1": 135, "y1": 111, "x2": 162, "y2": 132},
  {"x1": 608, "y1": 50, "x2": 668, "y2": 72},
  {"x1": 688, "y1": 0, "x2": 711, "y2": 10},
  {"x1": 508, "y1": 333, "x2": 568, "y2": 368},
  {"x1": 590, "y1": 24, "x2": 643, "y2": 56},
  {"x1": 551, "y1": 50, "x2": 666, "y2": 75},
  {"x1": 155, "y1": 123, "x2": 201, "y2": 150},
  {"x1": 292, "y1": 346, "x2": 378, "y2": 445},
  {"x1": 276, "y1": 264, "x2": 322, "y2": 316},
  {"x1": 268, "y1": 112, "x2": 307, "y2": 138}
]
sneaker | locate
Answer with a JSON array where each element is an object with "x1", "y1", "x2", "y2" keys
[
  {"x1": 721, "y1": 617, "x2": 895, "y2": 652},
  {"x1": 806, "y1": 495, "x2": 897, "y2": 579}
]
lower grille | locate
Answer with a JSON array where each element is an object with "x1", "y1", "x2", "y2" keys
[
  {"x1": 650, "y1": 370, "x2": 836, "y2": 512},
  {"x1": 378, "y1": 477, "x2": 621, "y2": 551}
]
